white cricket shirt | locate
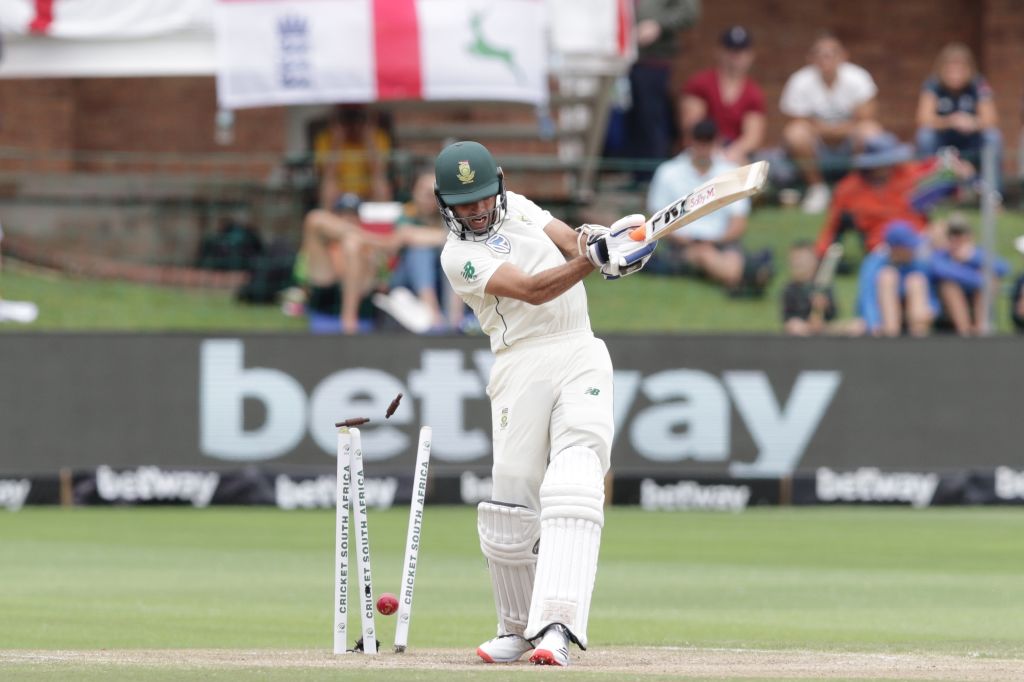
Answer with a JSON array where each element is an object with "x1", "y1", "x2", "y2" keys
[{"x1": 441, "y1": 191, "x2": 591, "y2": 353}]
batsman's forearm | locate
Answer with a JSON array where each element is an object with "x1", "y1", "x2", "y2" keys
[{"x1": 522, "y1": 257, "x2": 594, "y2": 305}]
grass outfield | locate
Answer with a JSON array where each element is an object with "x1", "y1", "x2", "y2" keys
[
  {"x1": 1, "y1": 507, "x2": 1023, "y2": 680},
  {"x1": 3, "y1": 207, "x2": 1023, "y2": 333}
]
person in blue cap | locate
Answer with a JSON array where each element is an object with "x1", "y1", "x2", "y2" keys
[{"x1": 856, "y1": 220, "x2": 934, "y2": 336}]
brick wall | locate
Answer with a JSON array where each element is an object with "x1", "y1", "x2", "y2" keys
[{"x1": 0, "y1": 77, "x2": 286, "y2": 178}]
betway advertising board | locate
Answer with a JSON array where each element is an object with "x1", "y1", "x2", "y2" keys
[{"x1": 2, "y1": 333, "x2": 1021, "y2": 480}]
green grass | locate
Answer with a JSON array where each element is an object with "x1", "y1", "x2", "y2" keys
[
  {"x1": 3, "y1": 207, "x2": 1023, "y2": 333},
  {"x1": 0, "y1": 266, "x2": 306, "y2": 331},
  {"x1": 1, "y1": 507, "x2": 1022, "y2": 682}
]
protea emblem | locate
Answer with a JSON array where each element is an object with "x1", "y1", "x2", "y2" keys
[{"x1": 457, "y1": 161, "x2": 475, "y2": 184}]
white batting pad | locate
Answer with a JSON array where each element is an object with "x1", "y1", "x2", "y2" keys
[
  {"x1": 478, "y1": 501, "x2": 540, "y2": 637},
  {"x1": 525, "y1": 446, "x2": 604, "y2": 648}
]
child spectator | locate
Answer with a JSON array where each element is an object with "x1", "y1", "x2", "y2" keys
[
  {"x1": 1012, "y1": 236, "x2": 1024, "y2": 333},
  {"x1": 856, "y1": 221, "x2": 934, "y2": 337},
  {"x1": 646, "y1": 119, "x2": 773, "y2": 295},
  {"x1": 680, "y1": 25, "x2": 765, "y2": 164},
  {"x1": 915, "y1": 43, "x2": 1001, "y2": 182},
  {"x1": 929, "y1": 215, "x2": 1008, "y2": 336},
  {"x1": 779, "y1": 33, "x2": 883, "y2": 213},
  {"x1": 781, "y1": 241, "x2": 864, "y2": 336}
]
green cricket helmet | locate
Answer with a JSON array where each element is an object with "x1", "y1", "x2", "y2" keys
[{"x1": 434, "y1": 140, "x2": 507, "y2": 240}]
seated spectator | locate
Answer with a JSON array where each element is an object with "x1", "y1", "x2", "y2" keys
[
  {"x1": 645, "y1": 119, "x2": 773, "y2": 295},
  {"x1": 388, "y1": 170, "x2": 462, "y2": 331},
  {"x1": 314, "y1": 104, "x2": 392, "y2": 208},
  {"x1": 295, "y1": 193, "x2": 388, "y2": 334},
  {"x1": 814, "y1": 133, "x2": 972, "y2": 263},
  {"x1": 680, "y1": 25, "x2": 765, "y2": 164},
  {"x1": 1012, "y1": 236, "x2": 1024, "y2": 333},
  {"x1": 915, "y1": 43, "x2": 1001, "y2": 183},
  {"x1": 780, "y1": 33, "x2": 883, "y2": 213},
  {"x1": 856, "y1": 221, "x2": 934, "y2": 337},
  {"x1": 782, "y1": 241, "x2": 865, "y2": 336},
  {"x1": 930, "y1": 214, "x2": 1008, "y2": 336}
]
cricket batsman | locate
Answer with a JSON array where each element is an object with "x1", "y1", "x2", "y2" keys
[{"x1": 435, "y1": 141, "x2": 656, "y2": 666}]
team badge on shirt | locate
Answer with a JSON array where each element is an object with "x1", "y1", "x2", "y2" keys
[{"x1": 485, "y1": 234, "x2": 511, "y2": 254}]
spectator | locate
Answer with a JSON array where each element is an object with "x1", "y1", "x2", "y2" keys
[
  {"x1": 1011, "y1": 235, "x2": 1024, "y2": 333},
  {"x1": 780, "y1": 33, "x2": 883, "y2": 213},
  {"x1": 646, "y1": 119, "x2": 772, "y2": 295},
  {"x1": 856, "y1": 221, "x2": 934, "y2": 337},
  {"x1": 625, "y1": 0, "x2": 701, "y2": 176},
  {"x1": 388, "y1": 170, "x2": 463, "y2": 331},
  {"x1": 680, "y1": 25, "x2": 765, "y2": 164},
  {"x1": 915, "y1": 43, "x2": 1001, "y2": 184},
  {"x1": 814, "y1": 133, "x2": 971, "y2": 263},
  {"x1": 294, "y1": 193, "x2": 387, "y2": 334},
  {"x1": 781, "y1": 241, "x2": 864, "y2": 336},
  {"x1": 313, "y1": 104, "x2": 392, "y2": 208},
  {"x1": 930, "y1": 214, "x2": 1008, "y2": 336}
]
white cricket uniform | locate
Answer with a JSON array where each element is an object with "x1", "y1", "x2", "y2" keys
[{"x1": 440, "y1": 191, "x2": 614, "y2": 511}]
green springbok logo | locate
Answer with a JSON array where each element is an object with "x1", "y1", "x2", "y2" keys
[{"x1": 466, "y1": 12, "x2": 525, "y2": 84}]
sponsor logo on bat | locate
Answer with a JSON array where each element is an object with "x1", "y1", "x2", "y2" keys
[{"x1": 684, "y1": 185, "x2": 716, "y2": 211}]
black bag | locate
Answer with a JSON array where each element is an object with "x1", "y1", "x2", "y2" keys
[
  {"x1": 236, "y1": 239, "x2": 297, "y2": 304},
  {"x1": 197, "y1": 220, "x2": 265, "y2": 271}
]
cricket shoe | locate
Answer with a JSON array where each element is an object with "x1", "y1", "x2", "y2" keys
[
  {"x1": 529, "y1": 624, "x2": 571, "y2": 667},
  {"x1": 476, "y1": 634, "x2": 534, "y2": 663}
]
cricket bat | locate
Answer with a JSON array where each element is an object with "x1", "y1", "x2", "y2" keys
[
  {"x1": 813, "y1": 243, "x2": 844, "y2": 292},
  {"x1": 630, "y1": 160, "x2": 770, "y2": 244}
]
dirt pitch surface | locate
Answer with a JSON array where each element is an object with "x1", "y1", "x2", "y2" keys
[{"x1": 3, "y1": 647, "x2": 1022, "y2": 680}]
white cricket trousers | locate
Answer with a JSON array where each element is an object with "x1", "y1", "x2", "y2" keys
[{"x1": 486, "y1": 329, "x2": 614, "y2": 512}]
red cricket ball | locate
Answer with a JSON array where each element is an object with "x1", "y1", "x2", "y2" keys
[{"x1": 376, "y1": 592, "x2": 399, "y2": 616}]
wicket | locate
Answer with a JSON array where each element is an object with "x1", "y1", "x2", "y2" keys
[
  {"x1": 394, "y1": 426, "x2": 432, "y2": 653},
  {"x1": 333, "y1": 425, "x2": 432, "y2": 655},
  {"x1": 334, "y1": 427, "x2": 376, "y2": 654}
]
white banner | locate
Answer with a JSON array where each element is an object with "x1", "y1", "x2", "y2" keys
[
  {"x1": 215, "y1": 0, "x2": 547, "y2": 109},
  {"x1": 0, "y1": 0, "x2": 211, "y2": 38}
]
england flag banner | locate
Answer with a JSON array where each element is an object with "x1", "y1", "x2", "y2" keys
[{"x1": 214, "y1": 0, "x2": 548, "y2": 109}]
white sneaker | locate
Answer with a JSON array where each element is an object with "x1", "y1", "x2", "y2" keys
[
  {"x1": 529, "y1": 624, "x2": 571, "y2": 667},
  {"x1": 476, "y1": 634, "x2": 534, "y2": 663},
  {"x1": 801, "y1": 183, "x2": 831, "y2": 213}
]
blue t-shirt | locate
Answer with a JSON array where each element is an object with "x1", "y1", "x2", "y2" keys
[
  {"x1": 929, "y1": 248, "x2": 1008, "y2": 295},
  {"x1": 922, "y1": 75, "x2": 992, "y2": 117}
]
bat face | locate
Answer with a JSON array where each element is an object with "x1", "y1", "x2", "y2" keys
[{"x1": 632, "y1": 160, "x2": 769, "y2": 244}]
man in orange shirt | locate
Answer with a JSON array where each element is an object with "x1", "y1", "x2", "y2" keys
[{"x1": 814, "y1": 134, "x2": 969, "y2": 259}]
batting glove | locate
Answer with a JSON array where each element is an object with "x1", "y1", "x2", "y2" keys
[
  {"x1": 590, "y1": 214, "x2": 656, "y2": 279},
  {"x1": 576, "y1": 223, "x2": 610, "y2": 265}
]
